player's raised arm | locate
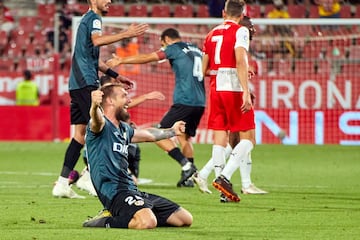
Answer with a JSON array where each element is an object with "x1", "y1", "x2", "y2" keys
[{"x1": 89, "y1": 90, "x2": 105, "y2": 133}]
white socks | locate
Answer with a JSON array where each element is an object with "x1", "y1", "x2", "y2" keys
[
  {"x1": 199, "y1": 144, "x2": 232, "y2": 180},
  {"x1": 212, "y1": 145, "x2": 226, "y2": 178},
  {"x1": 221, "y1": 139, "x2": 253, "y2": 188}
]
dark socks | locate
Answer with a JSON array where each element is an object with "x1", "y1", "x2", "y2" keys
[
  {"x1": 60, "y1": 138, "x2": 83, "y2": 178},
  {"x1": 168, "y1": 148, "x2": 188, "y2": 166}
]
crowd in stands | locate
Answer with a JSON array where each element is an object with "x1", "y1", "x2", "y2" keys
[{"x1": 0, "y1": 0, "x2": 359, "y2": 75}]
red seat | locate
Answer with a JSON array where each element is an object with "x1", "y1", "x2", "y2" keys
[
  {"x1": 196, "y1": 4, "x2": 209, "y2": 18},
  {"x1": 0, "y1": 57, "x2": 14, "y2": 72},
  {"x1": 294, "y1": 60, "x2": 315, "y2": 74},
  {"x1": 67, "y1": 3, "x2": 89, "y2": 15},
  {"x1": 340, "y1": 4, "x2": 352, "y2": 18},
  {"x1": 18, "y1": 16, "x2": 42, "y2": 32},
  {"x1": 174, "y1": 5, "x2": 193, "y2": 18},
  {"x1": 246, "y1": 4, "x2": 261, "y2": 18},
  {"x1": 356, "y1": 5, "x2": 360, "y2": 18},
  {"x1": 151, "y1": 5, "x2": 171, "y2": 17},
  {"x1": 128, "y1": 4, "x2": 148, "y2": 17},
  {"x1": 37, "y1": 4, "x2": 56, "y2": 17},
  {"x1": 107, "y1": 4, "x2": 125, "y2": 16},
  {"x1": 308, "y1": 5, "x2": 319, "y2": 18},
  {"x1": 287, "y1": 4, "x2": 306, "y2": 18}
]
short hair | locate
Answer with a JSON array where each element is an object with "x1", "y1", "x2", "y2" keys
[
  {"x1": 224, "y1": 0, "x2": 245, "y2": 18},
  {"x1": 160, "y1": 28, "x2": 181, "y2": 41},
  {"x1": 100, "y1": 83, "x2": 124, "y2": 101},
  {"x1": 23, "y1": 70, "x2": 32, "y2": 80},
  {"x1": 100, "y1": 75, "x2": 112, "y2": 86}
]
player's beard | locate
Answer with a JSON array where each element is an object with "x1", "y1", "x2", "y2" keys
[{"x1": 115, "y1": 107, "x2": 130, "y2": 122}]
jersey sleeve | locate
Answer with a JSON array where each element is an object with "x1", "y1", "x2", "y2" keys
[
  {"x1": 91, "y1": 16, "x2": 102, "y2": 35},
  {"x1": 235, "y1": 26, "x2": 250, "y2": 52}
]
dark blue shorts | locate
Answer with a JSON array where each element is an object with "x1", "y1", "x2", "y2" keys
[
  {"x1": 108, "y1": 190, "x2": 180, "y2": 228},
  {"x1": 69, "y1": 86, "x2": 97, "y2": 125},
  {"x1": 159, "y1": 104, "x2": 205, "y2": 137}
]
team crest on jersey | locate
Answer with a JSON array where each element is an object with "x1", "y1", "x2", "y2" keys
[{"x1": 93, "y1": 19, "x2": 101, "y2": 29}]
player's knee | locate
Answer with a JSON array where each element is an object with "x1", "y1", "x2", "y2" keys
[{"x1": 129, "y1": 209, "x2": 157, "y2": 229}]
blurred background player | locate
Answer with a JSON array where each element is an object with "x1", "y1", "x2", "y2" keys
[
  {"x1": 15, "y1": 69, "x2": 39, "y2": 106},
  {"x1": 107, "y1": 28, "x2": 205, "y2": 187},
  {"x1": 52, "y1": 0, "x2": 148, "y2": 198}
]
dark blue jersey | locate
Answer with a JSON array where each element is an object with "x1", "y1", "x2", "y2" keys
[
  {"x1": 69, "y1": 10, "x2": 101, "y2": 90},
  {"x1": 163, "y1": 42, "x2": 206, "y2": 107},
  {"x1": 86, "y1": 117, "x2": 137, "y2": 209}
]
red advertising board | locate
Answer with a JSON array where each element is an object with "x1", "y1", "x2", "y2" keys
[{"x1": 0, "y1": 72, "x2": 359, "y2": 144}]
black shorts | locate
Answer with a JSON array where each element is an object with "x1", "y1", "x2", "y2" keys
[
  {"x1": 69, "y1": 86, "x2": 98, "y2": 125},
  {"x1": 159, "y1": 104, "x2": 205, "y2": 137},
  {"x1": 108, "y1": 190, "x2": 180, "y2": 228}
]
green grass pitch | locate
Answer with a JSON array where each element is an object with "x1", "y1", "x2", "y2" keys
[{"x1": 0, "y1": 142, "x2": 359, "y2": 240}]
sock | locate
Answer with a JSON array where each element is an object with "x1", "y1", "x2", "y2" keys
[
  {"x1": 168, "y1": 148, "x2": 188, "y2": 167},
  {"x1": 222, "y1": 139, "x2": 253, "y2": 185},
  {"x1": 236, "y1": 139, "x2": 254, "y2": 189},
  {"x1": 60, "y1": 138, "x2": 83, "y2": 178},
  {"x1": 212, "y1": 145, "x2": 226, "y2": 178},
  {"x1": 187, "y1": 157, "x2": 194, "y2": 163},
  {"x1": 199, "y1": 144, "x2": 232, "y2": 180}
]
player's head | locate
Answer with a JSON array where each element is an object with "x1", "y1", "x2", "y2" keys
[
  {"x1": 224, "y1": 0, "x2": 245, "y2": 19},
  {"x1": 239, "y1": 16, "x2": 256, "y2": 40},
  {"x1": 88, "y1": 0, "x2": 111, "y2": 15},
  {"x1": 100, "y1": 83, "x2": 130, "y2": 121},
  {"x1": 160, "y1": 28, "x2": 181, "y2": 47}
]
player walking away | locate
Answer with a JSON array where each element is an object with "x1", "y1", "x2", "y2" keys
[
  {"x1": 106, "y1": 28, "x2": 205, "y2": 187},
  {"x1": 200, "y1": 0, "x2": 266, "y2": 203},
  {"x1": 193, "y1": 15, "x2": 267, "y2": 201},
  {"x1": 52, "y1": 0, "x2": 148, "y2": 199},
  {"x1": 83, "y1": 83, "x2": 193, "y2": 229}
]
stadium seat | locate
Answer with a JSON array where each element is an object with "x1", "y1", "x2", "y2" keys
[
  {"x1": 340, "y1": 4, "x2": 352, "y2": 18},
  {"x1": 356, "y1": 5, "x2": 360, "y2": 18},
  {"x1": 196, "y1": 4, "x2": 209, "y2": 18},
  {"x1": 67, "y1": 3, "x2": 89, "y2": 16},
  {"x1": 0, "y1": 57, "x2": 14, "y2": 72},
  {"x1": 308, "y1": 5, "x2": 319, "y2": 18},
  {"x1": 246, "y1": 4, "x2": 261, "y2": 18},
  {"x1": 18, "y1": 16, "x2": 42, "y2": 32},
  {"x1": 128, "y1": 4, "x2": 148, "y2": 17},
  {"x1": 107, "y1": 4, "x2": 125, "y2": 16},
  {"x1": 287, "y1": 4, "x2": 306, "y2": 18},
  {"x1": 151, "y1": 5, "x2": 171, "y2": 17},
  {"x1": 173, "y1": 5, "x2": 194, "y2": 18},
  {"x1": 37, "y1": 4, "x2": 56, "y2": 17}
]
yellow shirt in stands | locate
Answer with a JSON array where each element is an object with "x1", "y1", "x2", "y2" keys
[{"x1": 267, "y1": 9, "x2": 290, "y2": 19}]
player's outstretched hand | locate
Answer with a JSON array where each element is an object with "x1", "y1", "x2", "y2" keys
[
  {"x1": 106, "y1": 54, "x2": 121, "y2": 68},
  {"x1": 172, "y1": 121, "x2": 186, "y2": 135},
  {"x1": 126, "y1": 23, "x2": 149, "y2": 38}
]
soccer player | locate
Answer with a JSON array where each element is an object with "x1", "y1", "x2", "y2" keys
[
  {"x1": 52, "y1": 0, "x2": 148, "y2": 198},
  {"x1": 201, "y1": 0, "x2": 258, "y2": 202},
  {"x1": 193, "y1": 15, "x2": 267, "y2": 200},
  {"x1": 106, "y1": 28, "x2": 205, "y2": 187},
  {"x1": 83, "y1": 83, "x2": 193, "y2": 229}
]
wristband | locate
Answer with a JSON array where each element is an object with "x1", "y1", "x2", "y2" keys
[{"x1": 105, "y1": 68, "x2": 119, "y2": 78}]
